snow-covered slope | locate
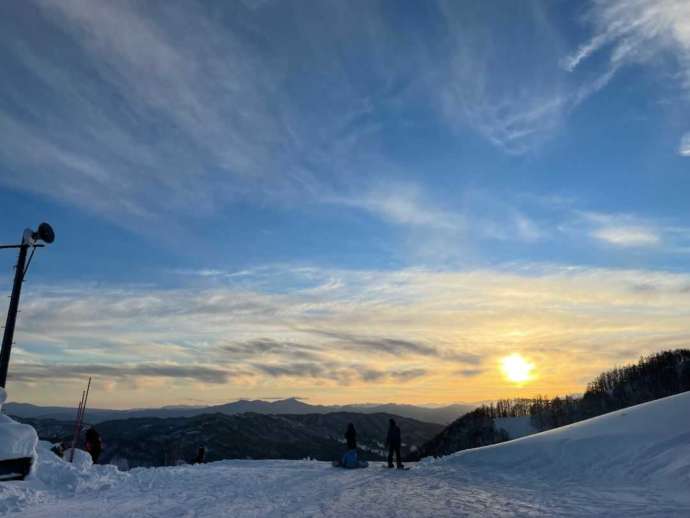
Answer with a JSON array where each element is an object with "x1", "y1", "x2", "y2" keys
[
  {"x1": 2, "y1": 392, "x2": 689, "y2": 517},
  {"x1": 439, "y1": 390, "x2": 690, "y2": 488}
]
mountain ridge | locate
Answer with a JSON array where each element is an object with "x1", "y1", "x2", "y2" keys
[
  {"x1": 4, "y1": 398, "x2": 474, "y2": 425},
  {"x1": 16, "y1": 410, "x2": 444, "y2": 468}
]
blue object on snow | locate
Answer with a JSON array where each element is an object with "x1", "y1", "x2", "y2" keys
[{"x1": 341, "y1": 449, "x2": 358, "y2": 469}]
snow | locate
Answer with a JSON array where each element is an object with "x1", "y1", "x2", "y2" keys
[
  {"x1": 62, "y1": 449, "x2": 93, "y2": 470},
  {"x1": 0, "y1": 388, "x2": 38, "y2": 462},
  {"x1": 494, "y1": 415, "x2": 537, "y2": 439},
  {"x1": 30, "y1": 442, "x2": 122, "y2": 492},
  {"x1": 441, "y1": 391, "x2": 690, "y2": 489},
  {"x1": 2, "y1": 392, "x2": 690, "y2": 517},
  {"x1": 0, "y1": 415, "x2": 37, "y2": 463}
]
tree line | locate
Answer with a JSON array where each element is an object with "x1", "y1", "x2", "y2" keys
[
  {"x1": 419, "y1": 349, "x2": 690, "y2": 457},
  {"x1": 481, "y1": 349, "x2": 690, "y2": 430}
]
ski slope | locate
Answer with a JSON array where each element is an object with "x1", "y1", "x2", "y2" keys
[{"x1": 2, "y1": 392, "x2": 690, "y2": 517}]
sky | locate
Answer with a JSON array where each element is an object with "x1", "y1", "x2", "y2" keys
[{"x1": 1, "y1": 0, "x2": 690, "y2": 409}]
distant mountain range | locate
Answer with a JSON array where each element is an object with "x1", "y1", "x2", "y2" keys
[
  {"x1": 5, "y1": 398, "x2": 474, "y2": 425},
  {"x1": 16, "y1": 411, "x2": 444, "y2": 468}
]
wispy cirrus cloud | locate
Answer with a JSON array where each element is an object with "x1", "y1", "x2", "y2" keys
[
  {"x1": 435, "y1": 2, "x2": 570, "y2": 154},
  {"x1": 303, "y1": 329, "x2": 441, "y2": 358},
  {"x1": 2, "y1": 0, "x2": 660, "y2": 243},
  {"x1": 548, "y1": 209, "x2": 690, "y2": 253},
  {"x1": 581, "y1": 212, "x2": 662, "y2": 248},
  {"x1": 221, "y1": 338, "x2": 322, "y2": 362},
  {"x1": 565, "y1": 0, "x2": 690, "y2": 78},
  {"x1": 679, "y1": 133, "x2": 690, "y2": 156},
  {"x1": 592, "y1": 226, "x2": 661, "y2": 248},
  {"x1": 333, "y1": 183, "x2": 464, "y2": 232},
  {"x1": 252, "y1": 361, "x2": 427, "y2": 385},
  {"x1": 0, "y1": 0, "x2": 394, "y2": 229},
  {"x1": 12, "y1": 362, "x2": 233, "y2": 384},
  {"x1": 565, "y1": 0, "x2": 690, "y2": 153},
  {"x1": 303, "y1": 329, "x2": 483, "y2": 366},
  {"x1": 330, "y1": 183, "x2": 544, "y2": 254}
]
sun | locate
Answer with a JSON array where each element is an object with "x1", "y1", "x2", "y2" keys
[{"x1": 501, "y1": 353, "x2": 534, "y2": 383}]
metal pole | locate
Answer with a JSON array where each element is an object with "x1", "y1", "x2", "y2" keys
[
  {"x1": 80, "y1": 377, "x2": 92, "y2": 427},
  {"x1": 0, "y1": 242, "x2": 29, "y2": 388},
  {"x1": 69, "y1": 390, "x2": 86, "y2": 463}
]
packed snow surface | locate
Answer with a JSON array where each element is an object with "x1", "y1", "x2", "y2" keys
[{"x1": 2, "y1": 392, "x2": 690, "y2": 517}]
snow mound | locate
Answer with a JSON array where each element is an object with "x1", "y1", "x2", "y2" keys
[
  {"x1": 0, "y1": 388, "x2": 38, "y2": 462},
  {"x1": 435, "y1": 391, "x2": 690, "y2": 488},
  {"x1": 0, "y1": 441, "x2": 126, "y2": 514},
  {"x1": 31, "y1": 442, "x2": 123, "y2": 492},
  {"x1": 62, "y1": 449, "x2": 92, "y2": 470},
  {"x1": 0, "y1": 415, "x2": 38, "y2": 462}
]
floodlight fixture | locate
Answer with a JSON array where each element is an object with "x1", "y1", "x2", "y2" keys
[{"x1": 0, "y1": 223, "x2": 55, "y2": 387}]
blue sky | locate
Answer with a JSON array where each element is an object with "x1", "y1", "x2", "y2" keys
[{"x1": 1, "y1": 0, "x2": 690, "y2": 407}]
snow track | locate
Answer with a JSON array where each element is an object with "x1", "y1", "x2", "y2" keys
[
  {"x1": 3, "y1": 459, "x2": 686, "y2": 517},
  {"x1": 2, "y1": 392, "x2": 690, "y2": 517}
]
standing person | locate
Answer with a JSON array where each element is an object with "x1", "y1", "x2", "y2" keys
[
  {"x1": 84, "y1": 427, "x2": 102, "y2": 463},
  {"x1": 339, "y1": 423, "x2": 359, "y2": 468},
  {"x1": 194, "y1": 446, "x2": 206, "y2": 464},
  {"x1": 345, "y1": 422, "x2": 357, "y2": 450},
  {"x1": 386, "y1": 418, "x2": 403, "y2": 469}
]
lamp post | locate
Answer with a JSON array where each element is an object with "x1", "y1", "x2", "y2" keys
[{"x1": 0, "y1": 223, "x2": 55, "y2": 388}]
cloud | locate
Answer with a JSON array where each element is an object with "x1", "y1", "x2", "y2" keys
[
  {"x1": 445, "y1": 352, "x2": 483, "y2": 366},
  {"x1": 329, "y1": 184, "x2": 545, "y2": 258},
  {"x1": 8, "y1": 262, "x2": 690, "y2": 406},
  {"x1": 0, "y1": 0, "x2": 394, "y2": 230},
  {"x1": 680, "y1": 133, "x2": 690, "y2": 156},
  {"x1": 304, "y1": 329, "x2": 440, "y2": 358},
  {"x1": 536, "y1": 208, "x2": 690, "y2": 254},
  {"x1": 2, "y1": 0, "x2": 665, "y2": 239},
  {"x1": 567, "y1": 0, "x2": 690, "y2": 80},
  {"x1": 303, "y1": 329, "x2": 482, "y2": 366},
  {"x1": 592, "y1": 227, "x2": 661, "y2": 248},
  {"x1": 332, "y1": 186, "x2": 689, "y2": 270},
  {"x1": 432, "y1": 2, "x2": 577, "y2": 154},
  {"x1": 251, "y1": 361, "x2": 426, "y2": 384},
  {"x1": 388, "y1": 369, "x2": 427, "y2": 382},
  {"x1": 334, "y1": 184, "x2": 464, "y2": 232},
  {"x1": 561, "y1": 33, "x2": 610, "y2": 73},
  {"x1": 10, "y1": 362, "x2": 231, "y2": 384},
  {"x1": 576, "y1": 211, "x2": 663, "y2": 248},
  {"x1": 253, "y1": 362, "x2": 327, "y2": 379},
  {"x1": 221, "y1": 339, "x2": 321, "y2": 361},
  {"x1": 565, "y1": 0, "x2": 690, "y2": 149},
  {"x1": 455, "y1": 368, "x2": 485, "y2": 378}
]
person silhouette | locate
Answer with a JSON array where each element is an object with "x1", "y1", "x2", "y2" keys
[
  {"x1": 194, "y1": 446, "x2": 206, "y2": 464},
  {"x1": 386, "y1": 418, "x2": 403, "y2": 469},
  {"x1": 84, "y1": 427, "x2": 102, "y2": 463},
  {"x1": 345, "y1": 422, "x2": 357, "y2": 450},
  {"x1": 339, "y1": 423, "x2": 360, "y2": 468}
]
